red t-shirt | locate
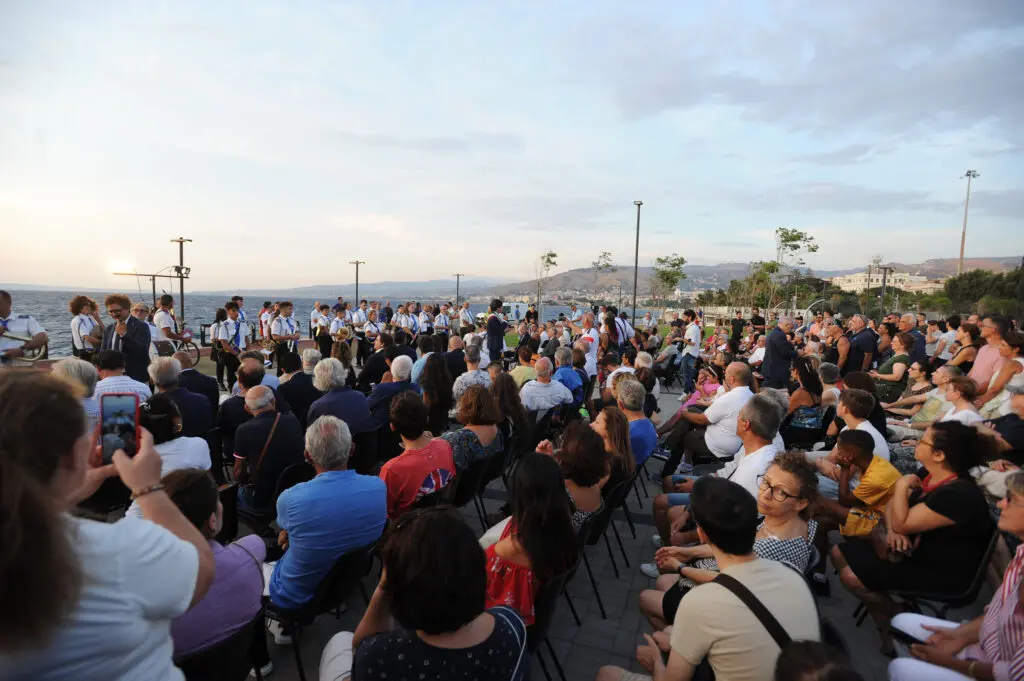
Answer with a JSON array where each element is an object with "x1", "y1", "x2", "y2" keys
[{"x1": 378, "y1": 439, "x2": 456, "y2": 518}]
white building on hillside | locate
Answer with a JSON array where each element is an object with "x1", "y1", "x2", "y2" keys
[{"x1": 829, "y1": 271, "x2": 928, "y2": 293}]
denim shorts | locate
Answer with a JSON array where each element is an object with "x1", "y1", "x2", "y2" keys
[{"x1": 666, "y1": 475, "x2": 694, "y2": 507}]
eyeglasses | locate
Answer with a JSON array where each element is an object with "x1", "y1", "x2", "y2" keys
[
  {"x1": 757, "y1": 475, "x2": 802, "y2": 502},
  {"x1": 918, "y1": 439, "x2": 935, "y2": 448}
]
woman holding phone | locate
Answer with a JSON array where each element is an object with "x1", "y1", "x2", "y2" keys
[{"x1": 0, "y1": 371, "x2": 215, "y2": 680}]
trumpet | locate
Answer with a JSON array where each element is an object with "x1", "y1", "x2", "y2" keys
[{"x1": 1, "y1": 332, "x2": 47, "y2": 362}]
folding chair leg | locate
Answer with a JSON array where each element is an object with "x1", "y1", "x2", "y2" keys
[
  {"x1": 536, "y1": 648, "x2": 552, "y2": 681},
  {"x1": 360, "y1": 581, "x2": 371, "y2": 605},
  {"x1": 582, "y1": 552, "x2": 607, "y2": 619},
  {"x1": 638, "y1": 467, "x2": 649, "y2": 499},
  {"x1": 603, "y1": 531, "x2": 620, "y2": 578},
  {"x1": 563, "y1": 588, "x2": 582, "y2": 625},
  {"x1": 610, "y1": 519, "x2": 630, "y2": 567},
  {"x1": 292, "y1": 630, "x2": 306, "y2": 681},
  {"x1": 621, "y1": 503, "x2": 637, "y2": 539},
  {"x1": 855, "y1": 607, "x2": 869, "y2": 628},
  {"x1": 473, "y1": 495, "x2": 488, "y2": 531},
  {"x1": 545, "y1": 637, "x2": 569, "y2": 681},
  {"x1": 632, "y1": 479, "x2": 642, "y2": 506}
]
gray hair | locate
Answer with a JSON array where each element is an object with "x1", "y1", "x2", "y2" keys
[
  {"x1": 301, "y1": 349, "x2": 322, "y2": 371},
  {"x1": 312, "y1": 358, "x2": 349, "y2": 392},
  {"x1": 818, "y1": 362, "x2": 840, "y2": 384},
  {"x1": 391, "y1": 354, "x2": 413, "y2": 381},
  {"x1": 757, "y1": 388, "x2": 789, "y2": 420},
  {"x1": 53, "y1": 358, "x2": 98, "y2": 398},
  {"x1": 635, "y1": 351, "x2": 653, "y2": 369},
  {"x1": 554, "y1": 346, "x2": 572, "y2": 367},
  {"x1": 305, "y1": 415, "x2": 352, "y2": 470},
  {"x1": 464, "y1": 344, "x2": 481, "y2": 366},
  {"x1": 778, "y1": 316, "x2": 793, "y2": 327},
  {"x1": 148, "y1": 357, "x2": 182, "y2": 389},
  {"x1": 583, "y1": 311, "x2": 595, "y2": 325},
  {"x1": 739, "y1": 393, "x2": 783, "y2": 441},
  {"x1": 901, "y1": 313, "x2": 916, "y2": 324},
  {"x1": 535, "y1": 357, "x2": 553, "y2": 378},
  {"x1": 853, "y1": 314, "x2": 869, "y2": 327},
  {"x1": 245, "y1": 385, "x2": 275, "y2": 412},
  {"x1": 617, "y1": 378, "x2": 646, "y2": 411}
]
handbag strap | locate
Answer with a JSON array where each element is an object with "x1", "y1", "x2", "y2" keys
[
  {"x1": 252, "y1": 413, "x2": 281, "y2": 480},
  {"x1": 712, "y1": 573, "x2": 792, "y2": 650}
]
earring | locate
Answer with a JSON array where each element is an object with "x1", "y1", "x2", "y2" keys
[{"x1": 175, "y1": 423, "x2": 183, "y2": 433}]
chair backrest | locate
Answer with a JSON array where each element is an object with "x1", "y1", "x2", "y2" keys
[
  {"x1": 377, "y1": 426, "x2": 403, "y2": 463},
  {"x1": 273, "y1": 463, "x2": 316, "y2": 505},
  {"x1": 174, "y1": 608, "x2": 265, "y2": 681},
  {"x1": 451, "y1": 456, "x2": 490, "y2": 508},
  {"x1": 215, "y1": 483, "x2": 239, "y2": 544},
  {"x1": 290, "y1": 541, "x2": 378, "y2": 623},
  {"x1": 819, "y1": 617, "x2": 850, "y2": 658},
  {"x1": 350, "y1": 426, "x2": 381, "y2": 475},
  {"x1": 586, "y1": 477, "x2": 631, "y2": 546},
  {"x1": 202, "y1": 427, "x2": 226, "y2": 485},
  {"x1": 526, "y1": 568, "x2": 572, "y2": 652},
  {"x1": 479, "y1": 435, "x2": 514, "y2": 493}
]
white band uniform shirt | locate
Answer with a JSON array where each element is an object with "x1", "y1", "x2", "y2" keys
[
  {"x1": 271, "y1": 316, "x2": 298, "y2": 351},
  {"x1": 459, "y1": 308, "x2": 474, "y2": 328},
  {"x1": 330, "y1": 318, "x2": 347, "y2": 337},
  {"x1": 343, "y1": 309, "x2": 354, "y2": 325},
  {"x1": 434, "y1": 312, "x2": 450, "y2": 332},
  {"x1": 313, "y1": 312, "x2": 330, "y2": 335},
  {"x1": 152, "y1": 309, "x2": 179, "y2": 349},
  {"x1": 418, "y1": 311, "x2": 432, "y2": 332},
  {"x1": 259, "y1": 311, "x2": 272, "y2": 339},
  {"x1": 353, "y1": 308, "x2": 367, "y2": 328},
  {"x1": 217, "y1": 319, "x2": 249, "y2": 352},
  {"x1": 0, "y1": 312, "x2": 45, "y2": 364},
  {"x1": 71, "y1": 313, "x2": 99, "y2": 351},
  {"x1": 364, "y1": 320, "x2": 382, "y2": 340}
]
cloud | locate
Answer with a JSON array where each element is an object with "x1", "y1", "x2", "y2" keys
[
  {"x1": 793, "y1": 143, "x2": 875, "y2": 165},
  {"x1": 972, "y1": 189, "x2": 1024, "y2": 219},
  {"x1": 332, "y1": 130, "x2": 523, "y2": 153},
  {"x1": 723, "y1": 182, "x2": 955, "y2": 214}
]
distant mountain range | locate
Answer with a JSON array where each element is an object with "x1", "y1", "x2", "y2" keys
[
  {"x1": 491, "y1": 256, "x2": 1021, "y2": 295},
  {"x1": 194, "y1": 277, "x2": 514, "y2": 299}
]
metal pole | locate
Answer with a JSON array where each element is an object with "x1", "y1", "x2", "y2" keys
[
  {"x1": 453, "y1": 273, "x2": 464, "y2": 307},
  {"x1": 350, "y1": 260, "x2": 365, "y2": 304},
  {"x1": 879, "y1": 267, "x2": 890, "y2": 321},
  {"x1": 170, "y1": 238, "x2": 192, "y2": 321},
  {"x1": 958, "y1": 170, "x2": 979, "y2": 276},
  {"x1": 632, "y1": 200, "x2": 643, "y2": 326}
]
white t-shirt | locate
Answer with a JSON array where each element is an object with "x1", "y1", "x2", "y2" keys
[
  {"x1": 1, "y1": 516, "x2": 198, "y2": 681},
  {"x1": 152, "y1": 309, "x2": 177, "y2": 346},
  {"x1": 126, "y1": 437, "x2": 211, "y2": 518},
  {"x1": 683, "y1": 322, "x2": 702, "y2": 358},
  {"x1": 748, "y1": 346, "x2": 766, "y2": 364},
  {"x1": 717, "y1": 443, "x2": 778, "y2": 499},
  {"x1": 937, "y1": 329, "x2": 957, "y2": 361},
  {"x1": 703, "y1": 386, "x2": 753, "y2": 457},
  {"x1": 582, "y1": 327, "x2": 600, "y2": 377},
  {"x1": 259, "y1": 311, "x2": 273, "y2": 338},
  {"x1": 843, "y1": 420, "x2": 890, "y2": 460},
  {"x1": 940, "y1": 406, "x2": 984, "y2": 426}
]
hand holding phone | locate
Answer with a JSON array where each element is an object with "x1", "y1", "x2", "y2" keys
[
  {"x1": 99, "y1": 393, "x2": 141, "y2": 464},
  {"x1": 111, "y1": 429, "x2": 162, "y2": 494}
]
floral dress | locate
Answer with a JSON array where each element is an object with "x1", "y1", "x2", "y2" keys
[{"x1": 484, "y1": 520, "x2": 539, "y2": 625}]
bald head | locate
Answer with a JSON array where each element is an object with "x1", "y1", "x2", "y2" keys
[
  {"x1": 245, "y1": 385, "x2": 275, "y2": 413},
  {"x1": 535, "y1": 357, "x2": 553, "y2": 380},
  {"x1": 448, "y1": 335, "x2": 464, "y2": 351},
  {"x1": 726, "y1": 361, "x2": 751, "y2": 388},
  {"x1": 172, "y1": 351, "x2": 193, "y2": 369}
]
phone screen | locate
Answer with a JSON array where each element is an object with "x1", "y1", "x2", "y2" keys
[{"x1": 100, "y1": 394, "x2": 139, "y2": 464}]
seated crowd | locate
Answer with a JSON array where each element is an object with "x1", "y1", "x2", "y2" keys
[{"x1": 3, "y1": 302, "x2": 1022, "y2": 681}]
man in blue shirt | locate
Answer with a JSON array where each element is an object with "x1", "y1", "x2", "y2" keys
[
  {"x1": 367, "y1": 355, "x2": 421, "y2": 428},
  {"x1": 618, "y1": 378, "x2": 658, "y2": 466},
  {"x1": 268, "y1": 415, "x2": 387, "y2": 618},
  {"x1": 898, "y1": 313, "x2": 928, "y2": 366},
  {"x1": 308, "y1": 357, "x2": 376, "y2": 435},
  {"x1": 552, "y1": 346, "x2": 583, "y2": 406}
]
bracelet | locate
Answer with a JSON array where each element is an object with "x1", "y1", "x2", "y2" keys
[
  {"x1": 968, "y1": 661, "x2": 977, "y2": 679},
  {"x1": 130, "y1": 484, "x2": 165, "y2": 501}
]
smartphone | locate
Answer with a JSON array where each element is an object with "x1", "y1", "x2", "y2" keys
[{"x1": 99, "y1": 393, "x2": 141, "y2": 464}]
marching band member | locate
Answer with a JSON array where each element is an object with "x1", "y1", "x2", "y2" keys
[
  {"x1": 364, "y1": 309, "x2": 383, "y2": 345},
  {"x1": 68, "y1": 295, "x2": 103, "y2": 362},
  {"x1": 259, "y1": 301, "x2": 274, "y2": 340},
  {"x1": 352, "y1": 300, "x2": 369, "y2": 366},
  {"x1": 434, "y1": 303, "x2": 451, "y2": 344},
  {"x1": 330, "y1": 308, "x2": 348, "y2": 339},
  {"x1": 152, "y1": 294, "x2": 190, "y2": 356},
  {"x1": 270, "y1": 301, "x2": 301, "y2": 376},
  {"x1": 0, "y1": 290, "x2": 48, "y2": 366},
  {"x1": 309, "y1": 300, "x2": 323, "y2": 339},
  {"x1": 458, "y1": 301, "x2": 474, "y2": 335},
  {"x1": 210, "y1": 307, "x2": 228, "y2": 389},
  {"x1": 130, "y1": 303, "x2": 161, "y2": 361},
  {"x1": 343, "y1": 302, "x2": 355, "y2": 327},
  {"x1": 418, "y1": 304, "x2": 434, "y2": 336},
  {"x1": 392, "y1": 304, "x2": 407, "y2": 334},
  {"x1": 217, "y1": 301, "x2": 247, "y2": 388},
  {"x1": 231, "y1": 295, "x2": 248, "y2": 337},
  {"x1": 314, "y1": 303, "x2": 333, "y2": 358}
]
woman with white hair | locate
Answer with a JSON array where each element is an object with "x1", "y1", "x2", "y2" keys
[
  {"x1": 307, "y1": 358, "x2": 376, "y2": 436},
  {"x1": 52, "y1": 357, "x2": 100, "y2": 430}
]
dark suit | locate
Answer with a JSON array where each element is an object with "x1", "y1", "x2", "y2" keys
[
  {"x1": 277, "y1": 372, "x2": 323, "y2": 430},
  {"x1": 367, "y1": 380, "x2": 421, "y2": 428},
  {"x1": 179, "y1": 368, "x2": 219, "y2": 420},
  {"x1": 216, "y1": 389, "x2": 292, "y2": 455},
  {"x1": 164, "y1": 387, "x2": 214, "y2": 437},
  {"x1": 101, "y1": 316, "x2": 151, "y2": 384},
  {"x1": 486, "y1": 314, "x2": 505, "y2": 364},
  {"x1": 444, "y1": 349, "x2": 467, "y2": 380},
  {"x1": 761, "y1": 327, "x2": 799, "y2": 389},
  {"x1": 357, "y1": 349, "x2": 389, "y2": 394}
]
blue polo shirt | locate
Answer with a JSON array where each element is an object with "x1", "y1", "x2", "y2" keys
[
  {"x1": 308, "y1": 387, "x2": 376, "y2": 434},
  {"x1": 629, "y1": 418, "x2": 658, "y2": 466},
  {"x1": 270, "y1": 469, "x2": 387, "y2": 609},
  {"x1": 554, "y1": 366, "x2": 584, "y2": 405}
]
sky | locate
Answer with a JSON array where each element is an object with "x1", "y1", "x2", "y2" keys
[{"x1": 1, "y1": 1, "x2": 1022, "y2": 291}]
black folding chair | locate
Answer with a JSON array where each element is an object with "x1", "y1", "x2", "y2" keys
[
  {"x1": 174, "y1": 608, "x2": 266, "y2": 681},
  {"x1": 237, "y1": 462, "x2": 316, "y2": 535},
  {"x1": 450, "y1": 457, "x2": 491, "y2": 529},
  {"x1": 215, "y1": 482, "x2": 239, "y2": 544},
  {"x1": 202, "y1": 427, "x2": 227, "y2": 485},
  {"x1": 350, "y1": 426, "x2": 381, "y2": 475},
  {"x1": 529, "y1": 569, "x2": 573, "y2": 681},
  {"x1": 263, "y1": 542, "x2": 378, "y2": 681}
]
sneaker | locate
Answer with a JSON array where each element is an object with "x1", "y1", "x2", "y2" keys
[
  {"x1": 650, "y1": 534, "x2": 663, "y2": 548},
  {"x1": 649, "y1": 446, "x2": 670, "y2": 461},
  {"x1": 250, "y1": 662, "x2": 274, "y2": 678},
  {"x1": 640, "y1": 562, "x2": 662, "y2": 579},
  {"x1": 675, "y1": 462, "x2": 695, "y2": 475},
  {"x1": 267, "y1": 621, "x2": 292, "y2": 646}
]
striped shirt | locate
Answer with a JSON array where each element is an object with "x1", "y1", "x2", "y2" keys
[
  {"x1": 979, "y1": 543, "x2": 1024, "y2": 681},
  {"x1": 94, "y1": 374, "x2": 152, "y2": 401}
]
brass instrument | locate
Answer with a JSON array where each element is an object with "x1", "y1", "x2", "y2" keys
[{"x1": 1, "y1": 332, "x2": 47, "y2": 363}]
